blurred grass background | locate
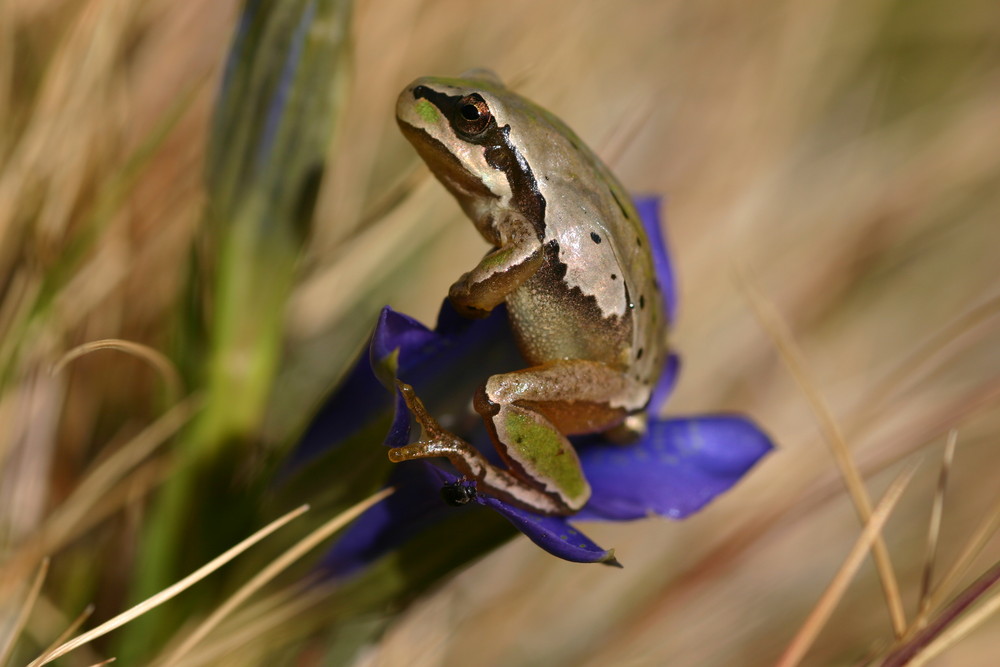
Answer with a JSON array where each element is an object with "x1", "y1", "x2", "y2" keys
[{"x1": 1, "y1": 0, "x2": 999, "y2": 665}]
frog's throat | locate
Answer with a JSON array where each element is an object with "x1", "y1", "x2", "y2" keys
[{"x1": 398, "y1": 122, "x2": 499, "y2": 205}]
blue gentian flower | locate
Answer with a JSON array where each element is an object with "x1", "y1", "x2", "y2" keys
[{"x1": 296, "y1": 197, "x2": 773, "y2": 571}]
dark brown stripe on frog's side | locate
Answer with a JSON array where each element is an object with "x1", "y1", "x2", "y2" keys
[{"x1": 413, "y1": 86, "x2": 547, "y2": 241}]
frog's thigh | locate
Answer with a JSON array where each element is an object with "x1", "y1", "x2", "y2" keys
[
  {"x1": 479, "y1": 360, "x2": 637, "y2": 435},
  {"x1": 475, "y1": 361, "x2": 639, "y2": 511}
]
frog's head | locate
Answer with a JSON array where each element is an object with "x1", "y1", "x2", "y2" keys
[{"x1": 396, "y1": 70, "x2": 520, "y2": 225}]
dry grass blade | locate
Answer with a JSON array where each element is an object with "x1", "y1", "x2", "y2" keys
[
  {"x1": 0, "y1": 397, "x2": 199, "y2": 593},
  {"x1": 740, "y1": 274, "x2": 907, "y2": 636},
  {"x1": 37, "y1": 505, "x2": 310, "y2": 665},
  {"x1": 775, "y1": 462, "x2": 918, "y2": 667},
  {"x1": 173, "y1": 583, "x2": 337, "y2": 667},
  {"x1": 52, "y1": 338, "x2": 184, "y2": 403},
  {"x1": 85, "y1": 659, "x2": 116, "y2": 666},
  {"x1": 27, "y1": 603, "x2": 95, "y2": 667},
  {"x1": 159, "y1": 487, "x2": 395, "y2": 666},
  {"x1": 41, "y1": 397, "x2": 200, "y2": 540},
  {"x1": 916, "y1": 431, "x2": 957, "y2": 627},
  {"x1": 925, "y1": 491, "x2": 1000, "y2": 622},
  {"x1": 0, "y1": 557, "x2": 49, "y2": 666},
  {"x1": 907, "y1": 578, "x2": 1000, "y2": 667},
  {"x1": 857, "y1": 293, "x2": 1000, "y2": 424},
  {"x1": 883, "y1": 558, "x2": 1000, "y2": 666},
  {"x1": 601, "y1": 96, "x2": 654, "y2": 168}
]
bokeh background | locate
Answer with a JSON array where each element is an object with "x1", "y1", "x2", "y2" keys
[{"x1": 2, "y1": 0, "x2": 999, "y2": 665}]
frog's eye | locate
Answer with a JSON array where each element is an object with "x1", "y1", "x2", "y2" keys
[{"x1": 454, "y1": 94, "x2": 493, "y2": 137}]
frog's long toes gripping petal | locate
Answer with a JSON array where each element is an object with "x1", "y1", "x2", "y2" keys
[
  {"x1": 387, "y1": 442, "x2": 428, "y2": 463},
  {"x1": 395, "y1": 379, "x2": 445, "y2": 439},
  {"x1": 390, "y1": 380, "x2": 482, "y2": 476}
]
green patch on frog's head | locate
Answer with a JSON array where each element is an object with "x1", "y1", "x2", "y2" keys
[
  {"x1": 397, "y1": 76, "x2": 505, "y2": 141},
  {"x1": 413, "y1": 97, "x2": 440, "y2": 125}
]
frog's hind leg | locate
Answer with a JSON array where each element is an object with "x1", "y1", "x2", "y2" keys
[
  {"x1": 473, "y1": 360, "x2": 645, "y2": 512},
  {"x1": 390, "y1": 381, "x2": 569, "y2": 515},
  {"x1": 391, "y1": 360, "x2": 643, "y2": 515}
]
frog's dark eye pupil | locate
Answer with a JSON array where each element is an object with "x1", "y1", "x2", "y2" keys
[
  {"x1": 454, "y1": 94, "x2": 492, "y2": 136},
  {"x1": 412, "y1": 85, "x2": 428, "y2": 98}
]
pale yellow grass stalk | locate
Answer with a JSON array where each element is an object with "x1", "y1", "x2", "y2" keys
[
  {"x1": 916, "y1": 431, "x2": 957, "y2": 626},
  {"x1": 741, "y1": 275, "x2": 907, "y2": 636},
  {"x1": 776, "y1": 462, "x2": 917, "y2": 667},
  {"x1": 173, "y1": 580, "x2": 341, "y2": 667},
  {"x1": 27, "y1": 603, "x2": 95, "y2": 667},
  {"x1": 908, "y1": 585, "x2": 1000, "y2": 667},
  {"x1": 159, "y1": 487, "x2": 395, "y2": 666},
  {"x1": 0, "y1": 557, "x2": 49, "y2": 665},
  {"x1": 53, "y1": 338, "x2": 184, "y2": 403},
  {"x1": 920, "y1": 493, "x2": 1000, "y2": 628},
  {"x1": 37, "y1": 505, "x2": 310, "y2": 664},
  {"x1": 0, "y1": 397, "x2": 200, "y2": 593}
]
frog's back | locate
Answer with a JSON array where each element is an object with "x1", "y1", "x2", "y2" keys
[{"x1": 500, "y1": 93, "x2": 667, "y2": 408}]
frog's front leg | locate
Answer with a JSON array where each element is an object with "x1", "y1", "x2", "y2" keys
[{"x1": 448, "y1": 213, "x2": 542, "y2": 318}]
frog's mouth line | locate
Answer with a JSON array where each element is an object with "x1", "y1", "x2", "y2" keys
[{"x1": 397, "y1": 121, "x2": 499, "y2": 203}]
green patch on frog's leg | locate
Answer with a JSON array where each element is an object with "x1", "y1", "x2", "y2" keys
[
  {"x1": 414, "y1": 98, "x2": 439, "y2": 124},
  {"x1": 495, "y1": 406, "x2": 591, "y2": 511},
  {"x1": 478, "y1": 246, "x2": 515, "y2": 271}
]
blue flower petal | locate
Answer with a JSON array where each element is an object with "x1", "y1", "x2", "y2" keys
[
  {"x1": 291, "y1": 352, "x2": 390, "y2": 466},
  {"x1": 321, "y1": 463, "x2": 455, "y2": 578},
  {"x1": 633, "y1": 196, "x2": 678, "y2": 323},
  {"x1": 370, "y1": 306, "x2": 438, "y2": 385},
  {"x1": 476, "y1": 494, "x2": 620, "y2": 566},
  {"x1": 384, "y1": 385, "x2": 412, "y2": 449},
  {"x1": 574, "y1": 415, "x2": 774, "y2": 521},
  {"x1": 382, "y1": 301, "x2": 522, "y2": 409}
]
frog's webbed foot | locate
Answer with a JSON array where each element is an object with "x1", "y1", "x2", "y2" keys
[
  {"x1": 393, "y1": 380, "x2": 449, "y2": 446},
  {"x1": 390, "y1": 381, "x2": 490, "y2": 480}
]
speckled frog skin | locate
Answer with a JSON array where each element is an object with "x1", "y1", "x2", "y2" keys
[{"x1": 389, "y1": 70, "x2": 668, "y2": 515}]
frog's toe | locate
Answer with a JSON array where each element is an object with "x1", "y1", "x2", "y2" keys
[
  {"x1": 396, "y1": 380, "x2": 440, "y2": 427},
  {"x1": 448, "y1": 298, "x2": 491, "y2": 320},
  {"x1": 604, "y1": 414, "x2": 649, "y2": 444}
]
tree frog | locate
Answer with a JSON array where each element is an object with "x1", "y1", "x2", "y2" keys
[{"x1": 390, "y1": 70, "x2": 668, "y2": 515}]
